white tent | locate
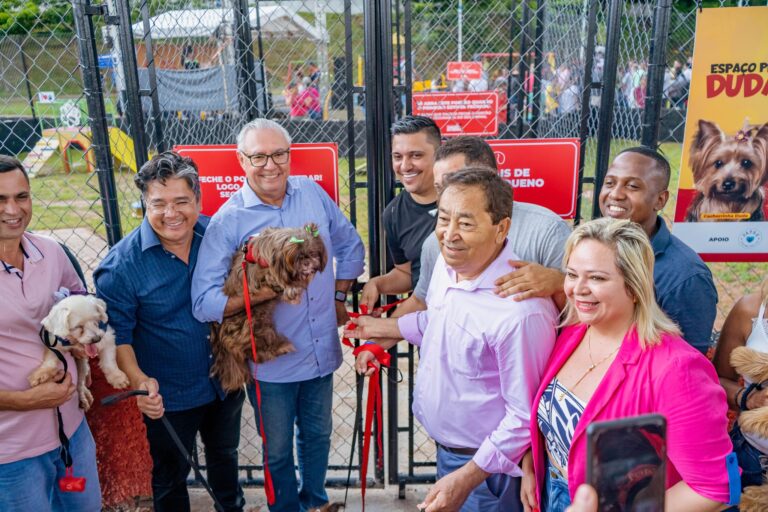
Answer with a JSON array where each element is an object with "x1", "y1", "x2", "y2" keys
[
  {"x1": 132, "y1": 6, "x2": 322, "y2": 41},
  {"x1": 259, "y1": 0, "x2": 363, "y2": 15}
]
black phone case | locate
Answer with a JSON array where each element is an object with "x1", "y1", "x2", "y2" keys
[{"x1": 586, "y1": 414, "x2": 667, "y2": 512}]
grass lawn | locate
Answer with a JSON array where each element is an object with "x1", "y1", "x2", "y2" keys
[{"x1": 29, "y1": 152, "x2": 143, "y2": 237}]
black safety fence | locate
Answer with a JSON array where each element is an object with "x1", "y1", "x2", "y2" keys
[
  {"x1": 1, "y1": 0, "x2": 765, "y2": 504},
  {"x1": 110, "y1": 0, "x2": 374, "y2": 490}
]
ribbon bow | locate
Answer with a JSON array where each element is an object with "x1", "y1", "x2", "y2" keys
[
  {"x1": 305, "y1": 225, "x2": 320, "y2": 237},
  {"x1": 735, "y1": 129, "x2": 753, "y2": 143},
  {"x1": 289, "y1": 236, "x2": 305, "y2": 244},
  {"x1": 341, "y1": 299, "x2": 406, "y2": 349}
]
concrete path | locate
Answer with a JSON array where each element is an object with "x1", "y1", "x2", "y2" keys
[{"x1": 190, "y1": 485, "x2": 426, "y2": 511}]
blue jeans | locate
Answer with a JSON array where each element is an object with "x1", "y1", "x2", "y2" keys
[
  {"x1": 0, "y1": 419, "x2": 101, "y2": 511},
  {"x1": 731, "y1": 422, "x2": 767, "y2": 489},
  {"x1": 435, "y1": 446, "x2": 522, "y2": 512},
  {"x1": 543, "y1": 462, "x2": 572, "y2": 512},
  {"x1": 248, "y1": 374, "x2": 333, "y2": 512},
  {"x1": 144, "y1": 390, "x2": 245, "y2": 512}
]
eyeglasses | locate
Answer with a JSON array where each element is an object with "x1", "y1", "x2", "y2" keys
[
  {"x1": 146, "y1": 199, "x2": 195, "y2": 214},
  {"x1": 240, "y1": 149, "x2": 290, "y2": 168}
]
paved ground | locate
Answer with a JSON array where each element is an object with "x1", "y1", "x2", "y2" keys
[{"x1": 190, "y1": 485, "x2": 425, "y2": 511}]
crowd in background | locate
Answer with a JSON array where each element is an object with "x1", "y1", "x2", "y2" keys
[{"x1": 282, "y1": 62, "x2": 322, "y2": 120}]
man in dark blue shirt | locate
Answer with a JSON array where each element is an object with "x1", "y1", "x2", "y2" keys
[
  {"x1": 599, "y1": 146, "x2": 718, "y2": 353},
  {"x1": 95, "y1": 152, "x2": 244, "y2": 512}
]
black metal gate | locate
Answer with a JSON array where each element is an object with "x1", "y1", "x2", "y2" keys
[{"x1": 63, "y1": 0, "x2": 723, "y2": 498}]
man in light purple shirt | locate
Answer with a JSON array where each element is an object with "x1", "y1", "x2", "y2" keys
[{"x1": 348, "y1": 168, "x2": 558, "y2": 511}]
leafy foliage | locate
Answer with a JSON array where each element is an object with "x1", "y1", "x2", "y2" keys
[{"x1": 0, "y1": 1, "x2": 73, "y2": 35}]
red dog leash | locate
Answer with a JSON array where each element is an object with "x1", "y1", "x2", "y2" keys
[
  {"x1": 351, "y1": 343, "x2": 389, "y2": 511},
  {"x1": 342, "y1": 298, "x2": 405, "y2": 511},
  {"x1": 241, "y1": 252, "x2": 276, "y2": 506}
]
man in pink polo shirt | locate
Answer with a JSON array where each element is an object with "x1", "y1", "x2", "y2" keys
[
  {"x1": 348, "y1": 168, "x2": 558, "y2": 511},
  {"x1": 0, "y1": 155, "x2": 101, "y2": 511}
]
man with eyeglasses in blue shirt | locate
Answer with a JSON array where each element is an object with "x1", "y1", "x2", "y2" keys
[
  {"x1": 95, "y1": 152, "x2": 245, "y2": 511},
  {"x1": 191, "y1": 119, "x2": 365, "y2": 512}
]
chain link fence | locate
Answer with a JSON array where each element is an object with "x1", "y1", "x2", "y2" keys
[
  {"x1": 658, "y1": 0, "x2": 768, "y2": 329},
  {"x1": 397, "y1": 0, "x2": 606, "y2": 484},
  {"x1": 0, "y1": 9, "x2": 115, "y2": 286},
  {"x1": 121, "y1": 0, "x2": 371, "y2": 485},
  {"x1": 2, "y1": 0, "x2": 767, "y2": 500},
  {"x1": 392, "y1": 0, "x2": 768, "y2": 486}
]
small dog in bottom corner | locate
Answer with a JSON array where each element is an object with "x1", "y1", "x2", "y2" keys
[
  {"x1": 28, "y1": 294, "x2": 129, "y2": 410},
  {"x1": 728, "y1": 346, "x2": 768, "y2": 511},
  {"x1": 685, "y1": 119, "x2": 768, "y2": 222}
]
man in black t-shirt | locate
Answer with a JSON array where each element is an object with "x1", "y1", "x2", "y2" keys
[{"x1": 361, "y1": 116, "x2": 440, "y2": 312}]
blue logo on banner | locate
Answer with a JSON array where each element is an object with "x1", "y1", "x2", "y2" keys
[
  {"x1": 98, "y1": 55, "x2": 114, "y2": 69},
  {"x1": 740, "y1": 229, "x2": 762, "y2": 248}
]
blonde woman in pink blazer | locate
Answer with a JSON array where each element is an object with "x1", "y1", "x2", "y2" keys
[{"x1": 521, "y1": 218, "x2": 736, "y2": 512}]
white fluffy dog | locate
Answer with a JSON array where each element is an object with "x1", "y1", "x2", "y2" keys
[{"x1": 28, "y1": 294, "x2": 129, "y2": 410}]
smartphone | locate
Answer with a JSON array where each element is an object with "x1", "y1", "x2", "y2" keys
[{"x1": 586, "y1": 414, "x2": 666, "y2": 512}]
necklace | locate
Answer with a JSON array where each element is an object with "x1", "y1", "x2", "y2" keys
[{"x1": 558, "y1": 329, "x2": 621, "y2": 401}]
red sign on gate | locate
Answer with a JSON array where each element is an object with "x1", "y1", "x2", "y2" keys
[
  {"x1": 175, "y1": 143, "x2": 339, "y2": 216},
  {"x1": 413, "y1": 92, "x2": 499, "y2": 137},
  {"x1": 446, "y1": 61, "x2": 483, "y2": 81},
  {"x1": 487, "y1": 139, "x2": 580, "y2": 219}
]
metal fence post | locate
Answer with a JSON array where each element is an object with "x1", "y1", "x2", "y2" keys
[
  {"x1": 72, "y1": 0, "x2": 123, "y2": 246},
  {"x1": 516, "y1": 0, "x2": 531, "y2": 138},
  {"x1": 591, "y1": 0, "x2": 624, "y2": 218},
  {"x1": 574, "y1": 0, "x2": 599, "y2": 224},
  {"x1": 403, "y1": 0, "x2": 413, "y2": 116},
  {"x1": 530, "y1": 0, "x2": 545, "y2": 137},
  {"x1": 233, "y1": 0, "x2": 259, "y2": 121},
  {"x1": 253, "y1": 0, "x2": 269, "y2": 117},
  {"x1": 17, "y1": 36, "x2": 38, "y2": 123},
  {"x1": 138, "y1": 0, "x2": 166, "y2": 152},
  {"x1": 113, "y1": 0, "x2": 150, "y2": 174},
  {"x1": 641, "y1": 0, "x2": 673, "y2": 148},
  {"x1": 363, "y1": 0, "x2": 395, "y2": 488},
  {"x1": 505, "y1": 0, "x2": 519, "y2": 127}
]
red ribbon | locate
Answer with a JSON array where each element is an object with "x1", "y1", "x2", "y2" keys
[
  {"x1": 340, "y1": 298, "x2": 404, "y2": 511},
  {"x1": 351, "y1": 343, "x2": 391, "y2": 511},
  {"x1": 341, "y1": 298, "x2": 407, "y2": 349},
  {"x1": 241, "y1": 261, "x2": 275, "y2": 506}
]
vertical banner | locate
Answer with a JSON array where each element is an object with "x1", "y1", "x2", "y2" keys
[
  {"x1": 175, "y1": 143, "x2": 339, "y2": 216},
  {"x1": 672, "y1": 6, "x2": 768, "y2": 261}
]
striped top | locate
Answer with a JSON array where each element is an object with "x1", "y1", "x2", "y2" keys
[{"x1": 537, "y1": 377, "x2": 586, "y2": 481}]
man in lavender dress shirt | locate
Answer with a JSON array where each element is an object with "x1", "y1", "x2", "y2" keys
[{"x1": 348, "y1": 168, "x2": 558, "y2": 511}]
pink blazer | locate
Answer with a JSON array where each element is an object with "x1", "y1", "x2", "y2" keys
[{"x1": 530, "y1": 324, "x2": 733, "y2": 504}]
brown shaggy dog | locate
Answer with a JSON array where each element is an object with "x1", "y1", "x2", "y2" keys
[
  {"x1": 210, "y1": 223, "x2": 327, "y2": 392},
  {"x1": 729, "y1": 346, "x2": 768, "y2": 510},
  {"x1": 685, "y1": 120, "x2": 768, "y2": 222}
]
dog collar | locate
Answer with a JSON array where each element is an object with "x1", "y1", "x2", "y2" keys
[
  {"x1": 243, "y1": 241, "x2": 269, "y2": 269},
  {"x1": 40, "y1": 327, "x2": 72, "y2": 348}
]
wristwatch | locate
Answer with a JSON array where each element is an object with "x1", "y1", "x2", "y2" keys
[{"x1": 334, "y1": 290, "x2": 347, "y2": 303}]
